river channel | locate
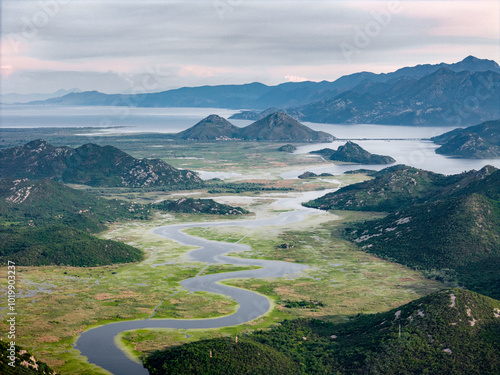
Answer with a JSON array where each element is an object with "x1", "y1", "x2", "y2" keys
[{"x1": 75, "y1": 189, "x2": 335, "y2": 375}]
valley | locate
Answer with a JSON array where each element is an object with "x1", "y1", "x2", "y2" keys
[{"x1": 0, "y1": 132, "x2": 447, "y2": 374}]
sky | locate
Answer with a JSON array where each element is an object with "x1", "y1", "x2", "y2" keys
[{"x1": 1, "y1": 0, "x2": 499, "y2": 94}]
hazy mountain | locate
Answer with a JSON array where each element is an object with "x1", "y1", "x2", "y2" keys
[
  {"x1": 229, "y1": 107, "x2": 285, "y2": 120},
  {"x1": 177, "y1": 114, "x2": 241, "y2": 140},
  {"x1": 238, "y1": 113, "x2": 335, "y2": 142},
  {"x1": 432, "y1": 119, "x2": 500, "y2": 158},
  {"x1": 24, "y1": 57, "x2": 500, "y2": 125},
  {"x1": 145, "y1": 289, "x2": 500, "y2": 375},
  {"x1": 296, "y1": 68, "x2": 500, "y2": 126},
  {"x1": 0, "y1": 140, "x2": 202, "y2": 188},
  {"x1": 310, "y1": 141, "x2": 395, "y2": 164},
  {"x1": 0, "y1": 88, "x2": 81, "y2": 104}
]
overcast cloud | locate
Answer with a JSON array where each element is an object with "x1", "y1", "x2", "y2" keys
[{"x1": 1, "y1": 0, "x2": 499, "y2": 94}]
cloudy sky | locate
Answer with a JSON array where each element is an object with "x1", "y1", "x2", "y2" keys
[{"x1": 1, "y1": 0, "x2": 499, "y2": 94}]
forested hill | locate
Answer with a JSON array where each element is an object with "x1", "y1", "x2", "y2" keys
[
  {"x1": 346, "y1": 194, "x2": 500, "y2": 299},
  {"x1": 0, "y1": 139, "x2": 202, "y2": 188},
  {"x1": 0, "y1": 178, "x2": 147, "y2": 266},
  {"x1": 144, "y1": 289, "x2": 500, "y2": 375},
  {"x1": 304, "y1": 164, "x2": 498, "y2": 212},
  {"x1": 432, "y1": 119, "x2": 500, "y2": 158},
  {"x1": 0, "y1": 178, "x2": 147, "y2": 232}
]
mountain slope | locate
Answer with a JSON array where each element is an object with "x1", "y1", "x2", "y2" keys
[
  {"x1": 0, "y1": 140, "x2": 202, "y2": 188},
  {"x1": 238, "y1": 112, "x2": 334, "y2": 142},
  {"x1": 0, "y1": 178, "x2": 146, "y2": 266},
  {"x1": 176, "y1": 115, "x2": 241, "y2": 140},
  {"x1": 0, "y1": 224, "x2": 143, "y2": 267},
  {"x1": 304, "y1": 165, "x2": 497, "y2": 212},
  {"x1": 346, "y1": 194, "x2": 500, "y2": 298},
  {"x1": 432, "y1": 119, "x2": 500, "y2": 158},
  {"x1": 0, "y1": 178, "x2": 148, "y2": 231},
  {"x1": 296, "y1": 68, "x2": 500, "y2": 126},
  {"x1": 144, "y1": 289, "x2": 500, "y2": 375},
  {"x1": 0, "y1": 340, "x2": 56, "y2": 374}
]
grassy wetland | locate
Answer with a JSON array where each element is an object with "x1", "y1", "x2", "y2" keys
[{"x1": 0, "y1": 132, "x2": 444, "y2": 373}]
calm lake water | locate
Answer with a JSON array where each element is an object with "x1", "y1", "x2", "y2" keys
[{"x1": 1, "y1": 105, "x2": 500, "y2": 175}]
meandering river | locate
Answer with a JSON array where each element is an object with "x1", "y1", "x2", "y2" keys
[{"x1": 75, "y1": 190, "x2": 334, "y2": 375}]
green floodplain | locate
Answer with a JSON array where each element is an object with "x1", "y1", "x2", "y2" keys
[{"x1": 0, "y1": 127, "x2": 469, "y2": 374}]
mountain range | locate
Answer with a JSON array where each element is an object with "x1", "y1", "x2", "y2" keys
[
  {"x1": 0, "y1": 87, "x2": 81, "y2": 104},
  {"x1": 177, "y1": 113, "x2": 334, "y2": 142},
  {"x1": 0, "y1": 140, "x2": 202, "y2": 188},
  {"x1": 432, "y1": 119, "x2": 500, "y2": 158},
  {"x1": 21, "y1": 56, "x2": 500, "y2": 127}
]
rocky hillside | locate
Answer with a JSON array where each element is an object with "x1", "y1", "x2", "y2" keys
[
  {"x1": 346, "y1": 193, "x2": 500, "y2": 298},
  {"x1": 144, "y1": 289, "x2": 500, "y2": 374},
  {"x1": 304, "y1": 165, "x2": 497, "y2": 212},
  {"x1": 0, "y1": 140, "x2": 202, "y2": 188},
  {"x1": 0, "y1": 340, "x2": 56, "y2": 375},
  {"x1": 432, "y1": 119, "x2": 500, "y2": 158},
  {"x1": 238, "y1": 112, "x2": 334, "y2": 142},
  {"x1": 176, "y1": 114, "x2": 241, "y2": 140},
  {"x1": 310, "y1": 141, "x2": 395, "y2": 164},
  {"x1": 0, "y1": 178, "x2": 147, "y2": 231}
]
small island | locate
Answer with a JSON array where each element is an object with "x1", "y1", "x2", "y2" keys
[{"x1": 310, "y1": 141, "x2": 395, "y2": 164}]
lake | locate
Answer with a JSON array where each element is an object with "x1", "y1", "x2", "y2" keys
[{"x1": 1, "y1": 105, "x2": 499, "y2": 175}]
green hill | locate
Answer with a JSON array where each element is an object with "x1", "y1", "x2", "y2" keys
[
  {"x1": 304, "y1": 165, "x2": 497, "y2": 212},
  {"x1": 0, "y1": 140, "x2": 202, "y2": 188},
  {"x1": 432, "y1": 119, "x2": 500, "y2": 158},
  {"x1": 176, "y1": 114, "x2": 241, "y2": 140},
  {"x1": 154, "y1": 198, "x2": 249, "y2": 215},
  {"x1": 0, "y1": 178, "x2": 148, "y2": 232},
  {"x1": 346, "y1": 194, "x2": 500, "y2": 298},
  {"x1": 0, "y1": 179, "x2": 146, "y2": 266},
  {"x1": 0, "y1": 340, "x2": 56, "y2": 375},
  {"x1": 144, "y1": 337, "x2": 298, "y2": 375},
  {"x1": 0, "y1": 225, "x2": 143, "y2": 267},
  {"x1": 144, "y1": 289, "x2": 500, "y2": 374},
  {"x1": 310, "y1": 141, "x2": 395, "y2": 164}
]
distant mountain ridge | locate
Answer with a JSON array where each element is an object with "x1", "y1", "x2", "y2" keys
[
  {"x1": 177, "y1": 113, "x2": 334, "y2": 142},
  {"x1": 23, "y1": 56, "x2": 500, "y2": 126},
  {"x1": 0, "y1": 140, "x2": 202, "y2": 188}
]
